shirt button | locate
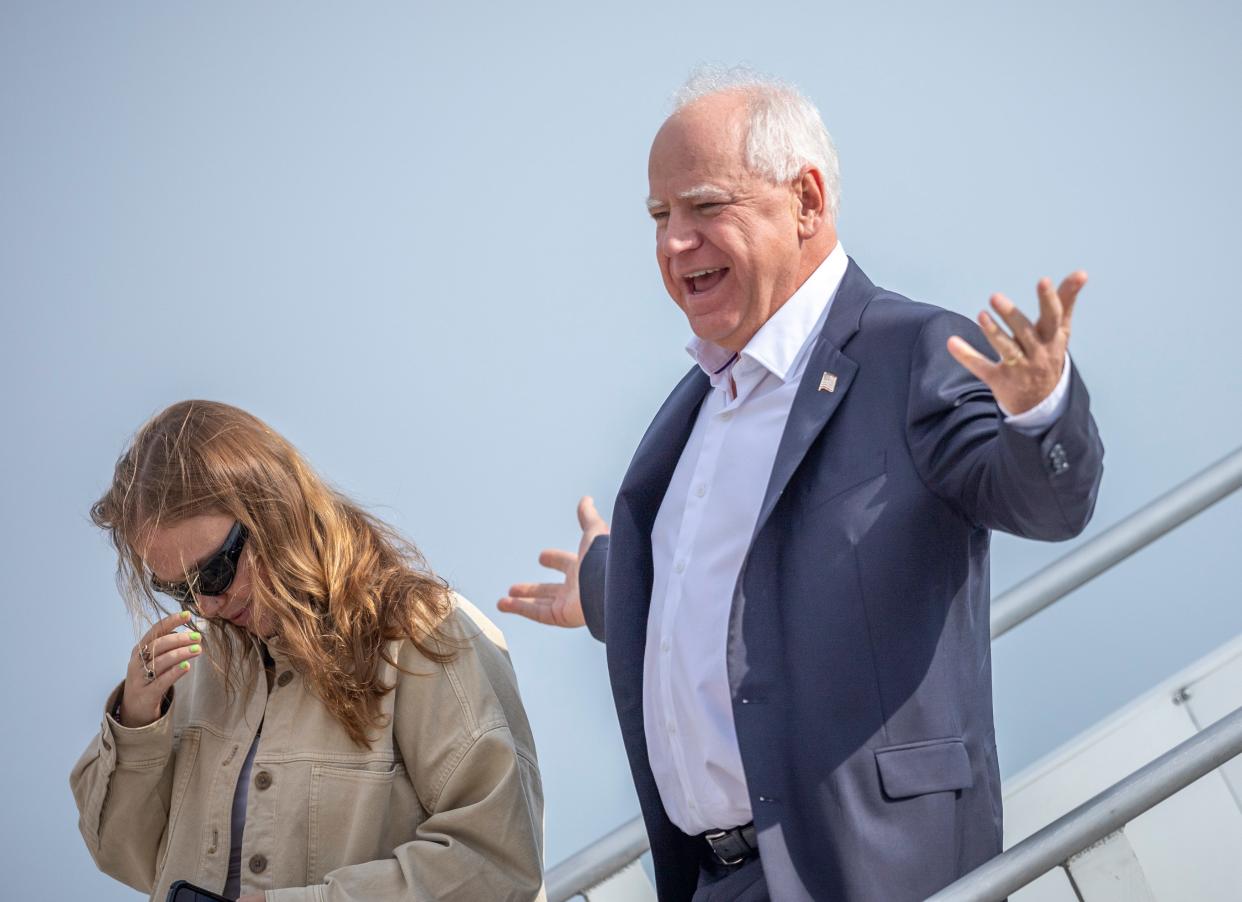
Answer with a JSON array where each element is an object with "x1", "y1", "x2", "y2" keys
[
  {"x1": 276, "y1": 670, "x2": 294, "y2": 687},
  {"x1": 661, "y1": 639, "x2": 670, "y2": 653},
  {"x1": 254, "y1": 770, "x2": 273, "y2": 791},
  {"x1": 720, "y1": 411, "x2": 733, "y2": 422},
  {"x1": 667, "y1": 721, "x2": 677, "y2": 734},
  {"x1": 249, "y1": 854, "x2": 267, "y2": 874},
  {"x1": 694, "y1": 484, "x2": 707, "y2": 498},
  {"x1": 674, "y1": 560, "x2": 686, "y2": 574}
]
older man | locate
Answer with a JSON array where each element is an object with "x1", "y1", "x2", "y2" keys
[{"x1": 500, "y1": 68, "x2": 1103, "y2": 902}]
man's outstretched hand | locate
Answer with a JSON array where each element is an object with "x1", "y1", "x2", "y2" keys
[
  {"x1": 947, "y1": 271, "x2": 1087, "y2": 414},
  {"x1": 497, "y1": 496, "x2": 610, "y2": 629}
]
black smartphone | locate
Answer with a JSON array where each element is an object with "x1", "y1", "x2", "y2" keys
[{"x1": 166, "y1": 881, "x2": 232, "y2": 902}]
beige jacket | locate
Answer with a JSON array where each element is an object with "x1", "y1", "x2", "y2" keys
[{"x1": 71, "y1": 597, "x2": 545, "y2": 902}]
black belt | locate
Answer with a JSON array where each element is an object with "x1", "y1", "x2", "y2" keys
[{"x1": 703, "y1": 822, "x2": 759, "y2": 867}]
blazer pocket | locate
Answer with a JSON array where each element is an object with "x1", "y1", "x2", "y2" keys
[
  {"x1": 802, "y1": 451, "x2": 887, "y2": 513},
  {"x1": 875, "y1": 737, "x2": 973, "y2": 800}
]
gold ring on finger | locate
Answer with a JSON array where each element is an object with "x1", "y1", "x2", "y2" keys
[
  {"x1": 144, "y1": 663, "x2": 157, "y2": 682},
  {"x1": 1002, "y1": 354, "x2": 1023, "y2": 366}
]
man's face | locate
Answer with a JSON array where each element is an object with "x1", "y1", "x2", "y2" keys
[{"x1": 647, "y1": 93, "x2": 805, "y2": 352}]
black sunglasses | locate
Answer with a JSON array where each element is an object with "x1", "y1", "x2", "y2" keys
[{"x1": 150, "y1": 521, "x2": 249, "y2": 608}]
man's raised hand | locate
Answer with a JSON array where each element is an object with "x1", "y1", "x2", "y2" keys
[
  {"x1": 498, "y1": 496, "x2": 609, "y2": 629},
  {"x1": 947, "y1": 272, "x2": 1087, "y2": 415}
]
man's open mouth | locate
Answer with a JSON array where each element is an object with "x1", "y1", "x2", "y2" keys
[{"x1": 683, "y1": 267, "x2": 729, "y2": 295}]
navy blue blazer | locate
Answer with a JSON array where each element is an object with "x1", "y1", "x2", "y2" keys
[{"x1": 579, "y1": 260, "x2": 1105, "y2": 901}]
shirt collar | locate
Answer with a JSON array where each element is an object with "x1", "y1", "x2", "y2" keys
[{"x1": 686, "y1": 242, "x2": 848, "y2": 387}]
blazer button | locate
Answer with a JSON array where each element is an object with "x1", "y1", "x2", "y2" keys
[
  {"x1": 249, "y1": 853, "x2": 267, "y2": 874},
  {"x1": 276, "y1": 670, "x2": 294, "y2": 687},
  {"x1": 254, "y1": 770, "x2": 273, "y2": 791}
]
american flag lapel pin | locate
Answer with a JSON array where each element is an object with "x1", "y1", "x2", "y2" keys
[{"x1": 818, "y1": 371, "x2": 838, "y2": 393}]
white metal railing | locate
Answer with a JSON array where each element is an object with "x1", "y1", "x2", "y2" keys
[
  {"x1": 990, "y1": 447, "x2": 1242, "y2": 638},
  {"x1": 546, "y1": 817, "x2": 649, "y2": 902},
  {"x1": 546, "y1": 446, "x2": 1242, "y2": 901},
  {"x1": 927, "y1": 704, "x2": 1242, "y2": 901}
]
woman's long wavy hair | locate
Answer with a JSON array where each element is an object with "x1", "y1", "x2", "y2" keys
[{"x1": 91, "y1": 400, "x2": 456, "y2": 748}]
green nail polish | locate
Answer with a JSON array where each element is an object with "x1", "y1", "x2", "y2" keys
[
  {"x1": 190, "y1": 644, "x2": 201, "y2": 654},
  {"x1": 179, "y1": 661, "x2": 191, "y2": 670},
  {"x1": 181, "y1": 610, "x2": 191, "y2": 619},
  {"x1": 190, "y1": 632, "x2": 202, "y2": 641}
]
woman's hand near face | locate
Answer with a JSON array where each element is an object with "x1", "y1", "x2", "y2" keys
[{"x1": 117, "y1": 610, "x2": 203, "y2": 728}]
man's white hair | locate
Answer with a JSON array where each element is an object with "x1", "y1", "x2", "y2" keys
[{"x1": 673, "y1": 65, "x2": 841, "y2": 220}]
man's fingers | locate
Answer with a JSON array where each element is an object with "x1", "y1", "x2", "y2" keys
[
  {"x1": 988, "y1": 293, "x2": 1039, "y2": 354},
  {"x1": 1035, "y1": 277, "x2": 1063, "y2": 342},
  {"x1": 947, "y1": 335, "x2": 999, "y2": 384},
  {"x1": 1057, "y1": 270, "x2": 1087, "y2": 330},
  {"x1": 538, "y1": 549, "x2": 576, "y2": 573},
  {"x1": 506, "y1": 581, "x2": 561, "y2": 599},
  {"x1": 496, "y1": 596, "x2": 557, "y2": 626},
  {"x1": 577, "y1": 496, "x2": 607, "y2": 533},
  {"x1": 978, "y1": 312, "x2": 1022, "y2": 363}
]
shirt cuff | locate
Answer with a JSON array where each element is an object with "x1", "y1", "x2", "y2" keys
[{"x1": 1000, "y1": 355, "x2": 1072, "y2": 434}]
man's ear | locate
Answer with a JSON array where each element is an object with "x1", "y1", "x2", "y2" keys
[{"x1": 793, "y1": 166, "x2": 828, "y2": 239}]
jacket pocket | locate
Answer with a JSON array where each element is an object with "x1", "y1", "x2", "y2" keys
[
  {"x1": 874, "y1": 737, "x2": 972, "y2": 800},
  {"x1": 308, "y1": 761, "x2": 406, "y2": 883}
]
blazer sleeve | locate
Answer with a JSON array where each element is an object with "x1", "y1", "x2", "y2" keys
[
  {"x1": 69, "y1": 682, "x2": 176, "y2": 894},
  {"x1": 905, "y1": 310, "x2": 1104, "y2": 540},
  {"x1": 579, "y1": 534, "x2": 609, "y2": 643}
]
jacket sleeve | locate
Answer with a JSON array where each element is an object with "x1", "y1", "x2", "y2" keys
[
  {"x1": 69, "y1": 682, "x2": 176, "y2": 894},
  {"x1": 267, "y1": 632, "x2": 545, "y2": 902},
  {"x1": 905, "y1": 310, "x2": 1105, "y2": 540},
  {"x1": 579, "y1": 533, "x2": 609, "y2": 643}
]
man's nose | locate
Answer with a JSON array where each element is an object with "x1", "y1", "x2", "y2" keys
[{"x1": 659, "y1": 211, "x2": 701, "y2": 257}]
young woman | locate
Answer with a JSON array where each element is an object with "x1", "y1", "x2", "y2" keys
[{"x1": 71, "y1": 401, "x2": 545, "y2": 901}]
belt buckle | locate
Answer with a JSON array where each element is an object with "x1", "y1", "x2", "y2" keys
[{"x1": 704, "y1": 828, "x2": 746, "y2": 867}]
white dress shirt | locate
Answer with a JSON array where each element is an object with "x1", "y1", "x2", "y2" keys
[{"x1": 643, "y1": 244, "x2": 1071, "y2": 834}]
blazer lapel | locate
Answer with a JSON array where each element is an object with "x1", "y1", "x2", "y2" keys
[
  {"x1": 616, "y1": 365, "x2": 710, "y2": 534},
  {"x1": 752, "y1": 259, "x2": 877, "y2": 539},
  {"x1": 607, "y1": 364, "x2": 710, "y2": 731}
]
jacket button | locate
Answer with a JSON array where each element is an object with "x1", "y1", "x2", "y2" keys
[
  {"x1": 249, "y1": 854, "x2": 267, "y2": 874},
  {"x1": 254, "y1": 770, "x2": 273, "y2": 791},
  {"x1": 276, "y1": 670, "x2": 293, "y2": 687}
]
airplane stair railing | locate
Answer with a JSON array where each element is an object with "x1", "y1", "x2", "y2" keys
[
  {"x1": 926, "y1": 703, "x2": 1242, "y2": 901},
  {"x1": 546, "y1": 447, "x2": 1242, "y2": 902}
]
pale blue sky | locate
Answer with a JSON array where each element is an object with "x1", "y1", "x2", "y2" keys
[{"x1": 2, "y1": 2, "x2": 1240, "y2": 898}]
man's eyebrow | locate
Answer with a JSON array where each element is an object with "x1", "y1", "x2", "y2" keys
[
  {"x1": 678, "y1": 185, "x2": 731, "y2": 202},
  {"x1": 646, "y1": 185, "x2": 733, "y2": 211}
]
